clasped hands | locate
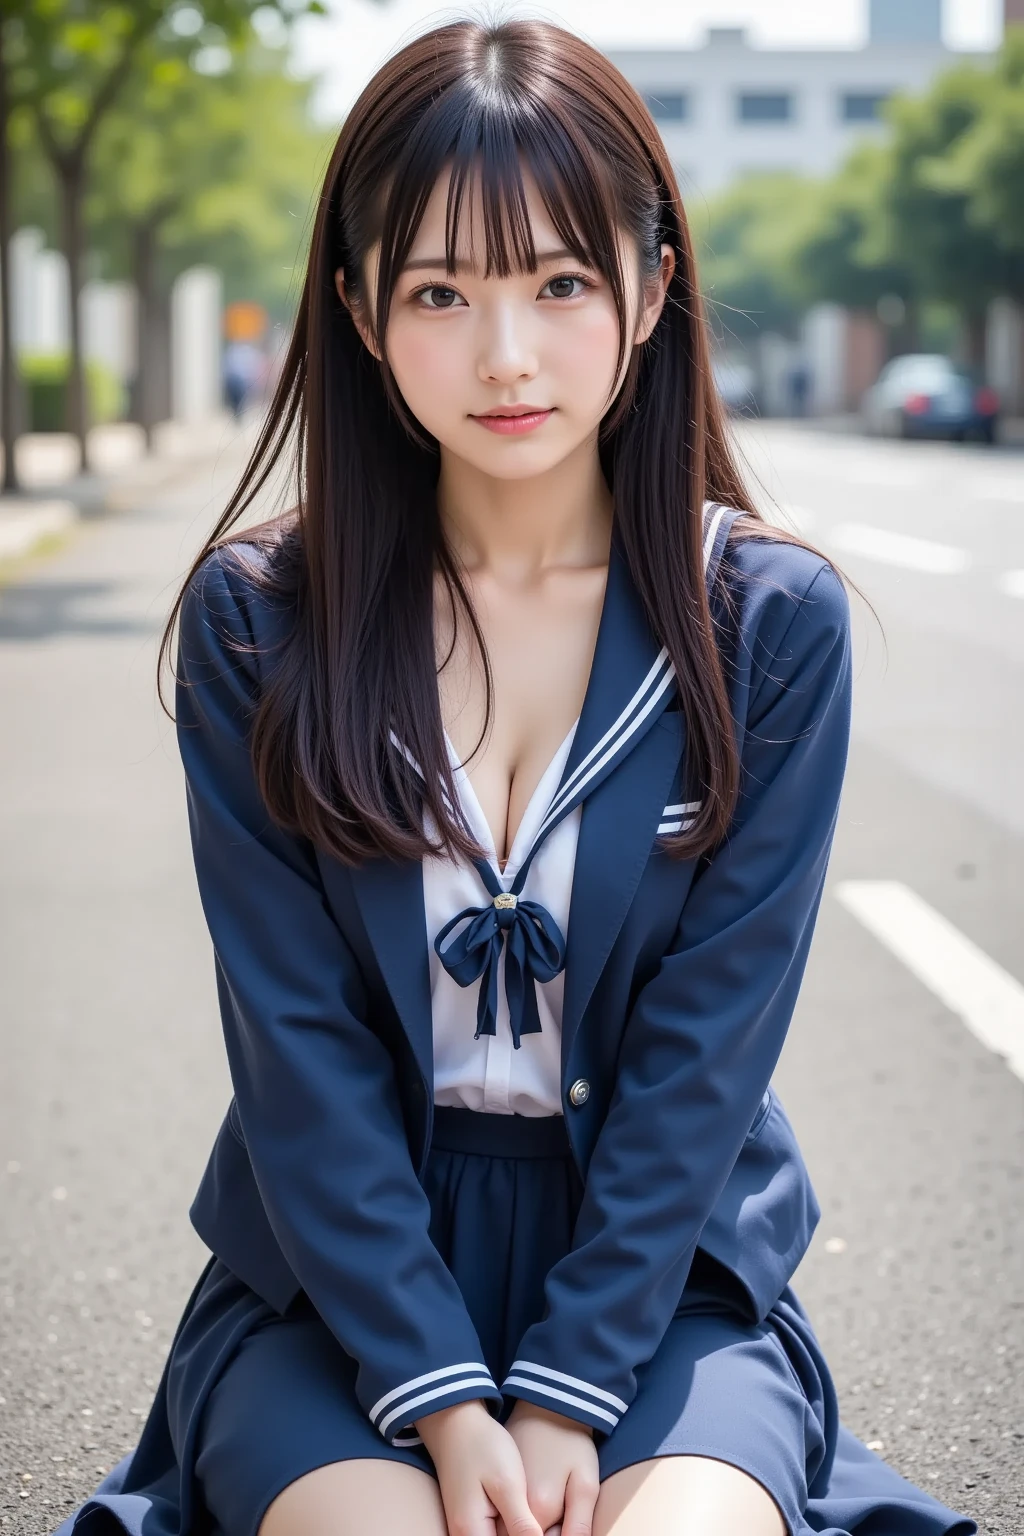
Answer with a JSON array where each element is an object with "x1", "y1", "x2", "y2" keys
[{"x1": 416, "y1": 1396, "x2": 600, "y2": 1536}]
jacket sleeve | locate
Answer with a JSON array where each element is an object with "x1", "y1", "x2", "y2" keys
[
  {"x1": 176, "y1": 547, "x2": 502, "y2": 1444},
  {"x1": 501, "y1": 558, "x2": 853, "y2": 1434}
]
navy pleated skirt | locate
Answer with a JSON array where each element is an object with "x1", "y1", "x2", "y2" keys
[{"x1": 56, "y1": 1108, "x2": 973, "y2": 1536}]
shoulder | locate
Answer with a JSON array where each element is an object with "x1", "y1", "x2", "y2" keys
[
  {"x1": 718, "y1": 525, "x2": 850, "y2": 656},
  {"x1": 713, "y1": 525, "x2": 851, "y2": 720},
  {"x1": 179, "y1": 531, "x2": 299, "y2": 687}
]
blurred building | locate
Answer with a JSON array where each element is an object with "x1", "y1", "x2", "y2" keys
[{"x1": 606, "y1": 0, "x2": 992, "y2": 197}]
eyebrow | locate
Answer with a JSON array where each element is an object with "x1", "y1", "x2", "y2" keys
[{"x1": 400, "y1": 247, "x2": 584, "y2": 274}]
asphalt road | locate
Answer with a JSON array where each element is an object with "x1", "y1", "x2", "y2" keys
[{"x1": 1, "y1": 421, "x2": 1022, "y2": 1534}]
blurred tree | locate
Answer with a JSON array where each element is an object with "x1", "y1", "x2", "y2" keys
[
  {"x1": 930, "y1": 33, "x2": 1024, "y2": 273},
  {"x1": 792, "y1": 143, "x2": 916, "y2": 345},
  {"x1": 694, "y1": 173, "x2": 818, "y2": 346},
  {"x1": 87, "y1": 38, "x2": 329, "y2": 443},
  {"x1": 2, "y1": 0, "x2": 324, "y2": 470},
  {"x1": 872, "y1": 61, "x2": 1019, "y2": 366}
]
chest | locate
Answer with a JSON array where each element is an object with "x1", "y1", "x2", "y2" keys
[{"x1": 435, "y1": 565, "x2": 607, "y2": 867}]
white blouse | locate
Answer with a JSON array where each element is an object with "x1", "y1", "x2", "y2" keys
[{"x1": 422, "y1": 723, "x2": 582, "y2": 1117}]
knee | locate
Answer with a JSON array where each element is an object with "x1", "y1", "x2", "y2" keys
[
  {"x1": 257, "y1": 1458, "x2": 448, "y2": 1536},
  {"x1": 594, "y1": 1455, "x2": 786, "y2": 1536}
]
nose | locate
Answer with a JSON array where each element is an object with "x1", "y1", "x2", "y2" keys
[{"x1": 476, "y1": 299, "x2": 539, "y2": 385}]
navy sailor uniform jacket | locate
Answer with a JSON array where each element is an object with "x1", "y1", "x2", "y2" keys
[{"x1": 178, "y1": 508, "x2": 853, "y2": 1443}]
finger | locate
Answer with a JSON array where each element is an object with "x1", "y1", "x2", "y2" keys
[
  {"x1": 488, "y1": 1476, "x2": 544, "y2": 1536},
  {"x1": 441, "y1": 1486, "x2": 498, "y2": 1536},
  {"x1": 560, "y1": 1468, "x2": 599, "y2": 1536}
]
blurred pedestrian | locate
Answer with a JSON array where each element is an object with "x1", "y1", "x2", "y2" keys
[
  {"x1": 789, "y1": 360, "x2": 812, "y2": 417},
  {"x1": 222, "y1": 337, "x2": 265, "y2": 416}
]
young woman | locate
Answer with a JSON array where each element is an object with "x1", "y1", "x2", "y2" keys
[{"x1": 57, "y1": 19, "x2": 974, "y2": 1536}]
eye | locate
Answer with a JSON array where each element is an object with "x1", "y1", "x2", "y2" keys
[
  {"x1": 541, "y1": 272, "x2": 594, "y2": 300},
  {"x1": 413, "y1": 284, "x2": 466, "y2": 310}
]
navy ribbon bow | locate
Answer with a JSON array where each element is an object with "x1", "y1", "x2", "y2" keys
[{"x1": 433, "y1": 855, "x2": 567, "y2": 1049}]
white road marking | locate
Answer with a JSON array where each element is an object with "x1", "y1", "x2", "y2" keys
[
  {"x1": 830, "y1": 523, "x2": 970, "y2": 574},
  {"x1": 997, "y1": 570, "x2": 1024, "y2": 599},
  {"x1": 835, "y1": 880, "x2": 1024, "y2": 1084}
]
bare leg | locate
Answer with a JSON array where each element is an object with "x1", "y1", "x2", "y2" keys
[
  {"x1": 258, "y1": 1458, "x2": 448, "y2": 1536},
  {"x1": 594, "y1": 1454, "x2": 787, "y2": 1536}
]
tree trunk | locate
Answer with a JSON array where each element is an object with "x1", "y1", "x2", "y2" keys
[
  {"x1": 0, "y1": 38, "x2": 21, "y2": 492},
  {"x1": 896, "y1": 297, "x2": 921, "y2": 358},
  {"x1": 57, "y1": 154, "x2": 88, "y2": 468},
  {"x1": 131, "y1": 220, "x2": 173, "y2": 449},
  {"x1": 132, "y1": 222, "x2": 155, "y2": 447},
  {"x1": 963, "y1": 308, "x2": 988, "y2": 374},
  {"x1": 151, "y1": 282, "x2": 172, "y2": 429}
]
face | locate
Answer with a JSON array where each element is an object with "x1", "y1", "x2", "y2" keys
[{"x1": 336, "y1": 165, "x2": 674, "y2": 481}]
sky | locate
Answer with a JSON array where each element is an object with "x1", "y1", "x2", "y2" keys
[{"x1": 291, "y1": 0, "x2": 1004, "y2": 122}]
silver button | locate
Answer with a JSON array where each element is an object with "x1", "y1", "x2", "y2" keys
[{"x1": 568, "y1": 1078, "x2": 590, "y2": 1108}]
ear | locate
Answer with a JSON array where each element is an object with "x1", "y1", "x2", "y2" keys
[
  {"x1": 335, "y1": 267, "x2": 381, "y2": 361},
  {"x1": 634, "y1": 244, "x2": 676, "y2": 347}
]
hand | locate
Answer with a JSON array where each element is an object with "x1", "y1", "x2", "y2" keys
[
  {"x1": 499, "y1": 1400, "x2": 600, "y2": 1536},
  {"x1": 415, "y1": 1399, "x2": 544, "y2": 1536}
]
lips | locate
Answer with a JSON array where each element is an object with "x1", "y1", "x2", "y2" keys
[{"x1": 470, "y1": 407, "x2": 554, "y2": 436}]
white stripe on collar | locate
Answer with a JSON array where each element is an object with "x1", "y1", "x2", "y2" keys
[
  {"x1": 702, "y1": 501, "x2": 727, "y2": 568},
  {"x1": 388, "y1": 727, "x2": 455, "y2": 816},
  {"x1": 535, "y1": 503, "x2": 729, "y2": 840},
  {"x1": 535, "y1": 647, "x2": 674, "y2": 839}
]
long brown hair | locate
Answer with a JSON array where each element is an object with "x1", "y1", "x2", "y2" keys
[{"x1": 159, "y1": 17, "x2": 825, "y2": 867}]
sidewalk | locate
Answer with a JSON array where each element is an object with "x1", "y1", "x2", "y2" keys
[{"x1": 0, "y1": 413, "x2": 248, "y2": 568}]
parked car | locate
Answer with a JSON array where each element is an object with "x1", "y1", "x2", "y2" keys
[
  {"x1": 860, "y1": 353, "x2": 999, "y2": 444},
  {"x1": 712, "y1": 357, "x2": 758, "y2": 417}
]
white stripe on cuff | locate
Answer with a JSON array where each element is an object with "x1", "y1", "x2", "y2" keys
[
  {"x1": 378, "y1": 1375, "x2": 498, "y2": 1439},
  {"x1": 369, "y1": 1362, "x2": 493, "y2": 1424},
  {"x1": 504, "y1": 1360, "x2": 628, "y2": 1414},
  {"x1": 502, "y1": 1376, "x2": 621, "y2": 1428}
]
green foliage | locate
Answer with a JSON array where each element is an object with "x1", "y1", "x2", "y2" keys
[
  {"x1": 924, "y1": 31, "x2": 1024, "y2": 281},
  {"x1": 19, "y1": 350, "x2": 124, "y2": 430},
  {"x1": 792, "y1": 142, "x2": 913, "y2": 312},
  {"x1": 694, "y1": 173, "x2": 818, "y2": 341},
  {"x1": 5, "y1": 1, "x2": 325, "y2": 165},
  {"x1": 6, "y1": 106, "x2": 57, "y2": 240},
  {"x1": 877, "y1": 59, "x2": 1018, "y2": 316},
  {"x1": 87, "y1": 35, "x2": 331, "y2": 316}
]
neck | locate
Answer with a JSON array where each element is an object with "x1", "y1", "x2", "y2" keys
[{"x1": 436, "y1": 438, "x2": 613, "y2": 577}]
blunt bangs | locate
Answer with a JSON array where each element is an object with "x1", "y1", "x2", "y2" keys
[{"x1": 365, "y1": 65, "x2": 649, "y2": 427}]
